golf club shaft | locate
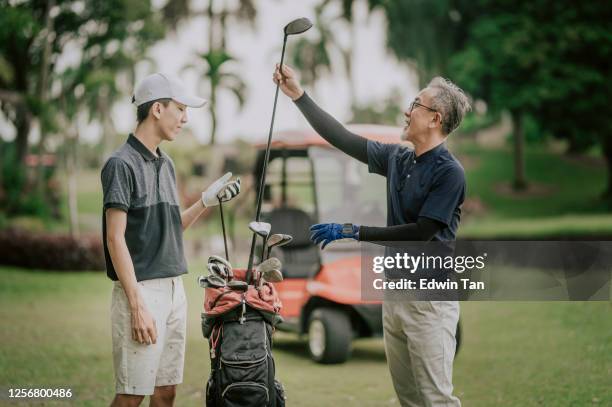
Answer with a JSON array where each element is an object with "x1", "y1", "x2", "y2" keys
[
  {"x1": 246, "y1": 36, "x2": 288, "y2": 283},
  {"x1": 218, "y1": 197, "x2": 229, "y2": 261}
]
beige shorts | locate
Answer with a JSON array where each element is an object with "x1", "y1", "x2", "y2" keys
[{"x1": 111, "y1": 276, "x2": 187, "y2": 396}]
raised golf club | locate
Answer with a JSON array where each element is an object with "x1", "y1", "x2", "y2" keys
[
  {"x1": 265, "y1": 233, "x2": 293, "y2": 259},
  {"x1": 246, "y1": 17, "x2": 313, "y2": 284}
]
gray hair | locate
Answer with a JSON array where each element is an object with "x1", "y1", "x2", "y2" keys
[{"x1": 426, "y1": 77, "x2": 471, "y2": 135}]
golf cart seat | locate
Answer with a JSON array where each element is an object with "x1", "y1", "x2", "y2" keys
[{"x1": 263, "y1": 207, "x2": 320, "y2": 279}]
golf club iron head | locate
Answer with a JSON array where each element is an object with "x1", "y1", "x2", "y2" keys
[
  {"x1": 262, "y1": 268, "x2": 283, "y2": 283},
  {"x1": 284, "y1": 17, "x2": 313, "y2": 36},
  {"x1": 266, "y1": 234, "x2": 284, "y2": 247},
  {"x1": 208, "y1": 255, "x2": 232, "y2": 269},
  {"x1": 200, "y1": 274, "x2": 226, "y2": 288},
  {"x1": 208, "y1": 255, "x2": 233, "y2": 279},
  {"x1": 266, "y1": 234, "x2": 293, "y2": 258},
  {"x1": 256, "y1": 257, "x2": 282, "y2": 273},
  {"x1": 207, "y1": 262, "x2": 229, "y2": 280}
]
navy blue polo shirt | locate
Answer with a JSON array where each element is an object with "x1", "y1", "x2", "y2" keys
[{"x1": 367, "y1": 141, "x2": 465, "y2": 242}]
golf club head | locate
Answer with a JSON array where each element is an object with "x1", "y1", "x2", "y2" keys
[
  {"x1": 207, "y1": 262, "x2": 228, "y2": 279},
  {"x1": 197, "y1": 275, "x2": 209, "y2": 288},
  {"x1": 278, "y1": 234, "x2": 293, "y2": 247},
  {"x1": 208, "y1": 255, "x2": 232, "y2": 271},
  {"x1": 266, "y1": 234, "x2": 284, "y2": 247},
  {"x1": 284, "y1": 17, "x2": 313, "y2": 36},
  {"x1": 256, "y1": 257, "x2": 282, "y2": 273},
  {"x1": 227, "y1": 280, "x2": 248, "y2": 291},
  {"x1": 249, "y1": 221, "x2": 272, "y2": 238},
  {"x1": 262, "y1": 268, "x2": 283, "y2": 283},
  {"x1": 207, "y1": 274, "x2": 227, "y2": 288}
]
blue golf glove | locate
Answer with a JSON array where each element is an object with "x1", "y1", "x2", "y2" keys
[{"x1": 310, "y1": 223, "x2": 360, "y2": 249}]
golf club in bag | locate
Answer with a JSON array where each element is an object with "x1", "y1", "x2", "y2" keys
[
  {"x1": 246, "y1": 17, "x2": 313, "y2": 284},
  {"x1": 202, "y1": 19, "x2": 313, "y2": 407}
]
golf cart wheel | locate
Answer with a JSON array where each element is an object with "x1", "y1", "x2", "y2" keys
[{"x1": 307, "y1": 308, "x2": 352, "y2": 364}]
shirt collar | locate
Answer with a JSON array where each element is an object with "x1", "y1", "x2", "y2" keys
[
  {"x1": 127, "y1": 134, "x2": 163, "y2": 161},
  {"x1": 415, "y1": 142, "x2": 446, "y2": 164}
]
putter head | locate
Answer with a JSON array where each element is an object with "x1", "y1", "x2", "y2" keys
[
  {"x1": 249, "y1": 221, "x2": 271, "y2": 238},
  {"x1": 227, "y1": 280, "x2": 248, "y2": 291},
  {"x1": 284, "y1": 17, "x2": 313, "y2": 36},
  {"x1": 263, "y1": 268, "x2": 283, "y2": 283}
]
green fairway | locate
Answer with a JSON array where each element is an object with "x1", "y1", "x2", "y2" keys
[{"x1": 1, "y1": 267, "x2": 610, "y2": 406}]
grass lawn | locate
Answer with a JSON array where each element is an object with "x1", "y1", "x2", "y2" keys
[
  {"x1": 1, "y1": 267, "x2": 610, "y2": 406},
  {"x1": 455, "y1": 143, "x2": 612, "y2": 238}
]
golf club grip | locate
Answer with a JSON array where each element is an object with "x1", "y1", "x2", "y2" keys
[
  {"x1": 218, "y1": 197, "x2": 229, "y2": 261},
  {"x1": 245, "y1": 233, "x2": 257, "y2": 284}
]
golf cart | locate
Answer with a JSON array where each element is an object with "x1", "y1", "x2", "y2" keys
[{"x1": 251, "y1": 125, "x2": 396, "y2": 364}]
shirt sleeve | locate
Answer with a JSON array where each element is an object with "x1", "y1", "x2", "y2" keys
[
  {"x1": 101, "y1": 157, "x2": 133, "y2": 212},
  {"x1": 367, "y1": 140, "x2": 396, "y2": 176},
  {"x1": 418, "y1": 164, "x2": 466, "y2": 227}
]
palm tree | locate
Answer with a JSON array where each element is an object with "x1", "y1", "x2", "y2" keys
[
  {"x1": 184, "y1": 50, "x2": 246, "y2": 145},
  {"x1": 287, "y1": 2, "x2": 335, "y2": 98}
]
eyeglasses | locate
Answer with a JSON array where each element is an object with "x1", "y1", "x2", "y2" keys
[{"x1": 409, "y1": 100, "x2": 437, "y2": 114}]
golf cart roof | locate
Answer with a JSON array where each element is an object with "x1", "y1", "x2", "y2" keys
[{"x1": 255, "y1": 124, "x2": 403, "y2": 149}]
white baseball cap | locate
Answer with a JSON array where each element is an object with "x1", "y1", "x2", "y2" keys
[{"x1": 132, "y1": 73, "x2": 207, "y2": 108}]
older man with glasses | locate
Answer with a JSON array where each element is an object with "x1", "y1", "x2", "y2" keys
[{"x1": 274, "y1": 63, "x2": 470, "y2": 406}]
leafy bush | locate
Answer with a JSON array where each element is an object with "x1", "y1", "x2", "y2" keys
[{"x1": 0, "y1": 228, "x2": 104, "y2": 271}]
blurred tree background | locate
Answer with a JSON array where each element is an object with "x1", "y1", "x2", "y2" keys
[
  {"x1": 0, "y1": 0, "x2": 611, "y2": 265},
  {"x1": 369, "y1": 0, "x2": 612, "y2": 195}
]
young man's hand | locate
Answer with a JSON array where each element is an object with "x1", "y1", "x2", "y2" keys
[
  {"x1": 273, "y1": 64, "x2": 304, "y2": 101},
  {"x1": 131, "y1": 303, "x2": 157, "y2": 345},
  {"x1": 201, "y1": 172, "x2": 241, "y2": 208}
]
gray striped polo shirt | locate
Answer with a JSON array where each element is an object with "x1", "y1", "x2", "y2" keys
[{"x1": 101, "y1": 134, "x2": 187, "y2": 281}]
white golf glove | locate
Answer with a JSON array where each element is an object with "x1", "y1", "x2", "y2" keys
[{"x1": 201, "y1": 172, "x2": 241, "y2": 208}]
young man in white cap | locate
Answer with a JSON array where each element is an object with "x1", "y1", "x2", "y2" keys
[{"x1": 102, "y1": 73, "x2": 241, "y2": 407}]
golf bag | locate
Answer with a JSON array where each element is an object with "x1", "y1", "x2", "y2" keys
[{"x1": 202, "y1": 269, "x2": 286, "y2": 407}]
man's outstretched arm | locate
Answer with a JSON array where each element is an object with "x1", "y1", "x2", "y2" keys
[
  {"x1": 310, "y1": 217, "x2": 444, "y2": 249},
  {"x1": 274, "y1": 64, "x2": 368, "y2": 164}
]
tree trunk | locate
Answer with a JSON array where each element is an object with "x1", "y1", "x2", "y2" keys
[
  {"x1": 601, "y1": 135, "x2": 612, "y2": 202},
  {"x1": 15, "y1": 104, "x2": 31, "y2": 164},
  {"x1": 67, "y1": 127, "x2": 79, "y2": 238},
  {"x1": 100, "y1": 90, "x2": 118, "y2": 160},
  {"x1": 35, "y1": 0, "x2": 56, "y2": 196},
  {"x1": 511, "y1": 109, "x2": 527, "y2": 190},
  {"x1": 209, "y1": 83, "x2": 217, "y2": 145},
  {"x1": 208, "y1": 0, "x2": 216, "y2": 51}
]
